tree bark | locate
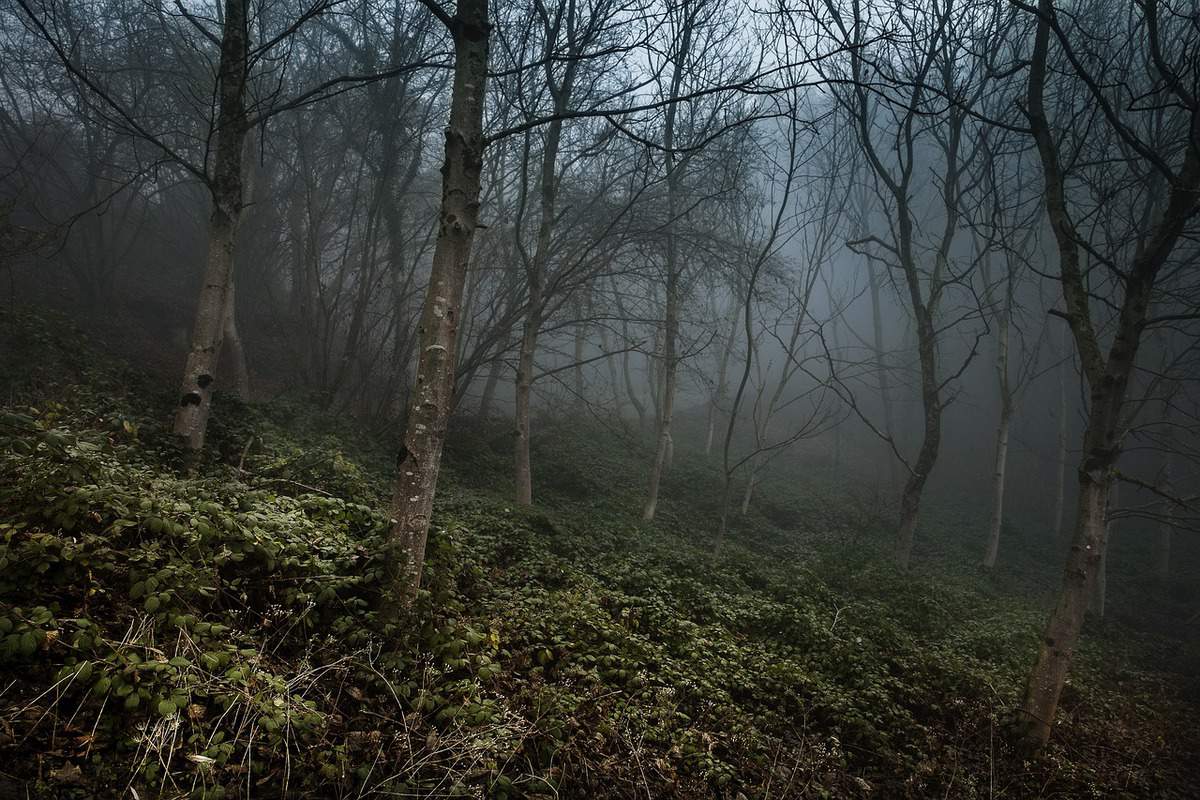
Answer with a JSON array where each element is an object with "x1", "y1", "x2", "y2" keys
[
  {"x1": 982, "y1": 253, "x2": 1013, "y2": 570},
  {"x1": 384, "y1": 0, "x2": 489, "y2": 607},
  {"x1": 642, "y1": 265, "x2": 678, "y2": 520},
  {"x1": 1052, "y1": 344, "x2": 1069, "y2": 544},
  {"x1": 173, "y1": 0, "x2": 249, "y2": 452},
  {"x1": 894, "y1": 310, "x2": 941, "y2": 570},
  {"x1": 514, "y1": 308, "x2": 540, "y2": 505},
  {"x1": 1091, "y1": 481, "x2": 1116, "y2": 619},
  {"x1": 982, "y1": 401, "x2": 1011, "y2": 570},
  {"x1": 222, "y1": 279, "x2": 250, "y2": 399}
]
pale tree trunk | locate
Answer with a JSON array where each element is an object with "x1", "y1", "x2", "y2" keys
[
  {"x1": 982, "y1": 400, "x2": 1011, "y2": 569},
  {"x1": 740, "y1": 461, "x2": 759, "y2": 515},
  {"x1": 384, "y1": 0, "x2": 489, "y2": 606},
  {"x1": 641, "y1": 10, "x2": 693, "y2": 521},
  {"x1": 173, "y1": 0, "x2": 248, "y2": 452},
  {"x1": 982, "y1": 253, "x2": 1013, "y2": 570},
  {"x1": 643, "y1": 267, "x2": 678, "y2": 520},
  {"x1": 647, "y1": 324, "x2": 663, "y2": 430},
  {"x1": 221, "y1": 130, "x2": 260, "y2": 402}
]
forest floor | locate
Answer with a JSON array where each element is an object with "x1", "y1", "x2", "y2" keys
[{"x1": 1, "y1": 307, "x2": 1198, "y2": 799}]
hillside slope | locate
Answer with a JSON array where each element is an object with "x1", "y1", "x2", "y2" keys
[{"x1": 1, "y1": 310, "x2": 1197, "y2": 799}]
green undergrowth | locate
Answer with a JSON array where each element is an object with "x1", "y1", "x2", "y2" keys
[{"x1": 1, "y1": 309, "x2": 1198, "y2": 798}]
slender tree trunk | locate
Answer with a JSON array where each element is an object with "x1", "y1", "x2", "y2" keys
[
  {"x1": 479, "y1": 354, "x2": 504, "y2": 418},
  {"x1": 740, "y1": 461, "x2": 759, "y2": 515},
  {"x1": 384, "y1": 0, "x2": 489, "y2": 607},
  {"x1": 599, "y1": 324, "x2": 623, "y2": 418},
  {"x1": 706, "y1": 300, "x2": 735, "y2": 457},
  {"x1": 642, "y1": 12, "x2": 693, "y2": 521},
  {"x1": 980, "y1": 397, "x2": 1012, "y2": 570},
  {"x1": 981, "y1": 402, "x2": 1011, "y2": 570},
  {"x1": 222, "y1": 280, "x2": 250, "y2": 399},
  {"x1": 1017, "y1": 466, "x2": 1111, "y2": 745},
  {"x1": 1053, "y1": 350, "x2": 1069, "y2": 543},
  {"x1": 1091, "y1": 482, "x2": 1116, "y2": 618},
  {"x1": 512, "y1": 81, "x2": 568, "y2": 505},
  {"x1": 894, "y1": 310, "x2": 940, "y2": 569},
  {"x1": 982, "y1": 254, "x2": 1013, "y2": 570},
  {"x1": 173, "y1": 0, "x2": 248, "y2": 452},
  {"x1": 865, "y1": 218, "x2": 899, "y2": 497},
  {"x1": 643, "y1": 267, "x2": 677, "y2": 520},
  {"x1": 572, "y1": 292, "x2": 588, "y2": 405},
  {"x1": 623, "y1": 339, "x2": 647, "y2": 432},
  {"x1": 514, "y1": 309, "x2": 539, "y2": 505}
]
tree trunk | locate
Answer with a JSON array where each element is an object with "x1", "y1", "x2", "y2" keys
[
  {"x1": 599, "y1": 324, "x2": 623, "y2": 418},
  {"x1": 642, "y1": 267, "x2": 678, "y2": 521},
  {"x1": 478, "y1": 354, "x2": 504, "y2": 418},
  {"x1": 222, "y1": 279, "x2": 250, "y2": 399},
  {"x1": 572, "y1": 292, "x2": 588, "y2": 406},
  {"x1": 613, "y1": 283, "x2": 645, "y2": 431},
  {"x1": 1053, "y1": 350, "x2": 1069, "y2": 544},
  {"x1": 514, "y1": 309, "x2": 539, "y2": 506},
  {"x1": 384, "y1": 0, "x2": 489, "y2": 607},
  {"x1": 641, "y1": 12, "x2": 692, "y2": 521},
  {"x1": 173, "y1": 0, "x2": 248, "y2": 452},
  {"x1": 981, "y1": 402, "x2": 1011, "y2": 570},
  {"x1": 1015, "y1": 468, "x2": 1110, "y2": 747},
  {"x1": 706, "y1": 299, "x2": 731, "y2": 457},
  {"x1": 740, "y1": 461, "x2": 758, "y2": 516},
  {"x1": 860, "y1": 234, "x2": 897, "y2": 498},
  {"x1": 1091, "y1": 481, "x2": 1116, "y2": 619},
  {"x1": 894, "y1": 311, "x2": 941, "y2": 569},
  {"x1": 982, "y1": 253, "x2": 1013, "y2": 570},
  {"x1": 1013, "y1": 0, "x2": 1200, "y2": 751}
]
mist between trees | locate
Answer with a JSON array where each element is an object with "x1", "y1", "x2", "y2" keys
[{"x1": 2, "y1": 0, "x2": 1199, "y2": 765}]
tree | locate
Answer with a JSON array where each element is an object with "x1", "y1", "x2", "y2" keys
[
  {"x1": 1013, "y1": 0, "x2": 1200, "y2": 750},
  {"x1": 802, "y1": 0, "x2": 995, "y2": 567},
  {"x1": 383, "y1": 0, "x2": 490, "y2": 606},
  {"x1": 173, "y1": 0, "x2": 251, "y2": 450}
]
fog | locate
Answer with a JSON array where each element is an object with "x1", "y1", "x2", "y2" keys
[{"x1": 1, "y1": 0, "x2": 1199, "y2": 795}]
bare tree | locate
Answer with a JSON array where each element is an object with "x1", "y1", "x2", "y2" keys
[{"x1": 1013, "y1": 0, "x2": 1200, "y2": 750}]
